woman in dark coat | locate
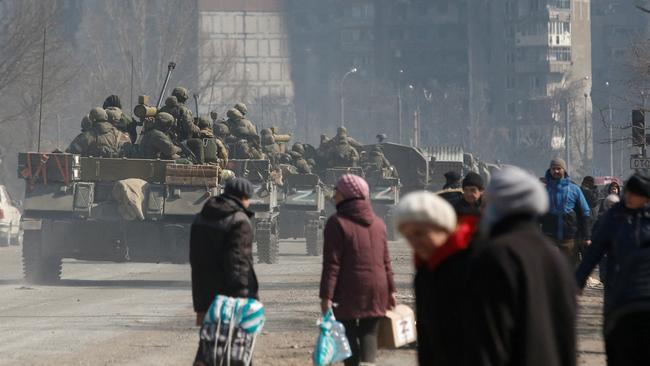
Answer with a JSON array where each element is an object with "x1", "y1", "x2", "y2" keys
[{"x1": 319, "y1": 174, "x2": 396, "y2": 366}]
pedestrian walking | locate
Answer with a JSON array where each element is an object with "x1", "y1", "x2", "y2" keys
[
  {"x1": 540, "y1": 157, "x2": 591, "y2": 266},
  {"x1": 576, "y1": 173, "x2": 650, "y2": 366},
  {"x1": 465, "y1": 166, "x2": 576, "y2": 366},
  {"x1": 190, "y1": 178, "x2": 258, "y2": 325},
  {"x1": 319, "y1": 174, "x2": 396, "y2": 366},
  {"x1": 393, "y1": 191, "x2": 478, "y2": 366},
  {"x1": 451, "y1": 172, "x2": 484, "y2": 217}
]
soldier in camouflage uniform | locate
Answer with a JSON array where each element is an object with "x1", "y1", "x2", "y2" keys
[
  {"x1": 234, "y1": 102, "x2": 248, "y2": 116},
  {"x1": 332, "y1": 126, "x2": 363, "y2": 151},
  {"x1": 363, "y1": 146, "x2": 398, "y2": 179},
  {"x1": 231, "y1": 139, "x2": 265, "y2": 160},
  {"x1": 226, "y1": 108, "x2": 258, "y2": 142},
  {"x1": 80, "y1": 115, "x2": 92, "y2": 132},
  {"x1": 327, "y1": 138, "x2": 360, "y2": 168},
  {"x1": 139, "y1": 112, "x2": 181, "y2": 160},
  {"x1": 288, "y1": 143, "x2": 312, "y2": 174},
  {"x1": 197, "y1": 116, "x2": 228, "y2": 167},
  {"x1": 67, "y1": 107, "x2": 132, "y2": 158},
  {"x1": 158, "y1": 87, "x2": 199, "y2": 142},
  {"x1": 103, "y1": 95, "x2": 137, "y2": 143},
  {"x1": 260, "y1": 129, "x2": 282, "y2": 165}
]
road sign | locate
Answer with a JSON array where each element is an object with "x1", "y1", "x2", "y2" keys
[{"x1": 630, "y1": 157, "x2": 650, "y2": 170}]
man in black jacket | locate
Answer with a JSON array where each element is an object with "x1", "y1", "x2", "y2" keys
[
  {"x1": 190, "y1": 178, "x2": 258, "y2": 325},
  {"x1": 465, "y1": 166, "x2": 576, "y2": 366},
  {"x1": 452, "y1": 172, "x2": 484, "y2": 217}
]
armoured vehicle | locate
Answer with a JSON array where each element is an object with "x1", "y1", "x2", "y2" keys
[
  {"x1": 278, "y1": 171, "x2": 326, "y2": 256},
  {"x1": 18, "y1": 152, "x2": 220, "y2": 284},
  {"x1": 225, "y1": 159, "x2": 280, "y2": 264}
]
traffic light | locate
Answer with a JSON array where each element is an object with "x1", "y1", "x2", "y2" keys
[{"x1": 633, "y1": 109, "x2": 645, "y2": 147}]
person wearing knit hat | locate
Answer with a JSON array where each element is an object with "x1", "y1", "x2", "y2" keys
[
  {"x1": 576, "y1": 172, "x2": 650, "y2": 364},
  {"x1": 443, "y1": 171, "x2": 462, "y2": 190},
  {"x1": 320, "y1": 174, "x2": 395, "y2": 366},
  {"x1": 465, "y1": 165, "x2": 577, "y2": 366},
  {"x1": 190, "y1": 177, "x2": 257, "y2": 333},
  {"x1": 451, "y1": 172, "x2": 485, "y2": 217},
  {"x1": 394, "y1": 190, "x2": 479, "y2": 366},
  {"x1": 541, "y1": 156, "x2": 591, "y2": 267}
]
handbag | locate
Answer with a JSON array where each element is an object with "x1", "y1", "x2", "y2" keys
[{"x1": 194, "y1": 295, "x2": 265, "y2": 366}]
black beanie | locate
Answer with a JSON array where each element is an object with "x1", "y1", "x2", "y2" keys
[
  {"x1": 444, "y1": 171, "x2": 461, "y2": 184},
  {"x1": 462, "y1": 172, "x2": 485, "y2": 190},
  {"x1": 224, "y1": 178, "x2": 254, "y2": 199},
  {"x1": 625, "y1": 173, "x2": 650, "y2": 198}
]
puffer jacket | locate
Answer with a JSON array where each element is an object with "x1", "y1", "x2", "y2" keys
[
  {"x1": 190, "y1": 195, "x2": 258, "y2": 312},
  {"x1": 540, "y1": 170, "x2": 591, "y2": 240},
  {"x1": 576, "y1": 202, "x2": 650, "y2": 332},
  {"x1": 319, "y1": 198, "x2": 395, "y2": 320}
]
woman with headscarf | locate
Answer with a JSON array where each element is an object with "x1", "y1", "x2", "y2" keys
[{"x1": 319, "y1": 174, "x2": 396, "y2": 366}]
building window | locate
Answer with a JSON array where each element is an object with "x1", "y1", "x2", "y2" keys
[
  {"x1": 548, "y1": 47, "x2": 571, "y2": 61},
  {"x1": 552, "y1": 0, "x2": 570, "y2": 10}
]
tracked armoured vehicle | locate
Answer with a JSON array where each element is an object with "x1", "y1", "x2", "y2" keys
[{"x1": 18, "y1": 152, "x2": 221, "y2": 284}]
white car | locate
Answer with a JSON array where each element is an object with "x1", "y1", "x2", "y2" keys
[{"x1": 0, "y1": 185, "x2": 21, "y2": 246}]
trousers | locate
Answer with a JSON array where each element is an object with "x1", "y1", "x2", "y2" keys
[
  {"x1": 605, "y1": 311, "x2": 650, "y2": 366},
  {"x1": 339, "y1": 317, "x2": 381, "y2": 366}
]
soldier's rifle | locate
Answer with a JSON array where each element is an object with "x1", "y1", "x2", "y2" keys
[{"x1": 155, "y1": 62, "x2": 176, "y2": 109}]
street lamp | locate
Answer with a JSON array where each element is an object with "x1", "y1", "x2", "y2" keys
[
  {"x1": 340, "y1": 67, "x2": 358, "y2": 127},
  {"x1": 605, "y1": 81, "x2": 614, "y2": 177}
]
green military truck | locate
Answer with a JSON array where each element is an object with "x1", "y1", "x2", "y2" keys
[{"x1": 18, "y1": 152, "x2": 220, "y2": 284}]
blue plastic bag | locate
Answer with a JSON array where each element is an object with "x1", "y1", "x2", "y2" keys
[{"x1": 313, "y1": 309, "x2": 352, "y2": 366}]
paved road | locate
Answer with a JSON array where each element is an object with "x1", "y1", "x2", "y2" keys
[{"x1": 0, "y1": 240, "x2": 604, "y2": 365}]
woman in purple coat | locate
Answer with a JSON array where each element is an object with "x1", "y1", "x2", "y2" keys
[{"x1": 319, "y1": 174, "x2": 396, "y2": 366}]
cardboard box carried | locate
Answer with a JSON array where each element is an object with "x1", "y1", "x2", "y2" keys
[{"x1": 378, "y1": 304, "x2": 417, "y2": 349}]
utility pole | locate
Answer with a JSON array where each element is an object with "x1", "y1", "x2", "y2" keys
[
  {"x1": 398, "y1": 69, "x2": 404, "y2": 144},
  {"x1": 606, "y1": 82, "x2": 613, "y2": 176},
  {"x1": 565, "y1": 99, "x2": 571, "y2": 173}
]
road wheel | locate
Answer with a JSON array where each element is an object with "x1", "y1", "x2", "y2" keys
[
  {"x1": 306, "y1": 219, "x2": 324, "y2": 256},
  {"x1": 257, "y1": 220, "x2": 279, "y2": 264},
  {"x1": 23, "y1": 230, "x2": 62, "y2": 284}
]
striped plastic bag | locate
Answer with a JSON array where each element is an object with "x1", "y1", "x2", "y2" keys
[
  {"x1": 194, "y1": 295, "x2": 265, "y2": 366},
  {"x1": 313, "y1": 309, "x2": 352, "y2": 366}
]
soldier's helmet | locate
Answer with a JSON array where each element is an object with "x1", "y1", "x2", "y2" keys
[
  {"x1": 234, "y1": 102, "x2": 248, "y2": 115},
  {"x1": 154, "y1": 112, "x2": 175, "y2": 131},
  {"x1": 172, "y1": 87, "x2": 189, "y2": 103},
  {"x1": 261, "y1": 132, "x2": 275, "y2": 146},
  {"x1": 210, "y1": 111, "x2": 219, "y2": 121},
  {"x1": 226, "y1": 108, "x2": 243, "y2": 120},
  {"x1": 197, "y1": 116, "x2": 212, "y2": 130},
  {"x1": 279, "y1": 153, "x2": 293, "y2": 164},
  {"x1": 80, "y1": 115, "x2": 92, "y2": 132},
  {"x1": 336, "y1": 126, "x2": 348, "y2": 138},
  {"x1": 292, "y1": 143, "x2": 305, "y2": 155},
  {"x1": 165, "y1": 96, "x2": 179, "y2": 108},
  {"x1": 260, "y1": 128, "x2": 272, "y2": 136},
  {"x1": 102, "y1": 95, "x2": 122, "y2": 110},
  {"x1": 214, "y1": 122, "x2": 230, "y2": 137},
  {"x1": 89, "y1": 107, "x2": 108, "y2": 123},
  {"x1": 105, "y1": 107, "x2": 123, "y2": 125}
]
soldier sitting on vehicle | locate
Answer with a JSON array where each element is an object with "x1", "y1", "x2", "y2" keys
[
  {"x1": 80, "y1": 115, "x2": 92, "y2": 132},
  {"x1": 260, "y1": 129, "x2": 282, "y2": 165},
  {"x1": 197, "y1": 116, "x2": 228, "y2": 167},
  {"x1": 327, "y1": 138, "x2": 360, "y2": 168},
  {"x1": 363, "y1": 146, "x2": 398, "y2": 179},
  {"x1": 332, "y1": 126, "x2": 363, "y2": 151},
  {"x1": 158, "y1": 87, "x2": 199, "y2": 142},
  {"x1": 226, "y1": 108, "x2": 258, "y2": 142},
  {"x1": 288, "y1": 143, "x2": 312, "y2": 174},
  {"x1": 103, "y1": 95, "x2": 137, "y2": 143},
  {"x1": 67, "y1": 107, "x2": 132, "y2": 158},
  {"x1": 139, "y1": 112, "x2": 181, "y2": 160},
  {"x1": 230, "y1": 139, "x2": 266, "y2": 160}
]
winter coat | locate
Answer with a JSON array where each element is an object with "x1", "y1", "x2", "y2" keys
[
  {"x1": 452, "y1": 197, "x2": 482, "y2": 217},
  {"x1": 540, "y1": 170, "x2": 591, "y2": 241},
  {"x1": 414, "y1": 215, "x2": 479, "y2": 366},
  {"x1": 319, "y1": 198, "x2": 395, "y2": 320},
  {"x1": 465, "y1": 215, "x2": 576, "y2": 366},
  {"x1": 190, "y1": 195, "x2": 258, "y2": 312},
  {"x1": 575, "y1": 203, "x2": 650, "y2": 332}
]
